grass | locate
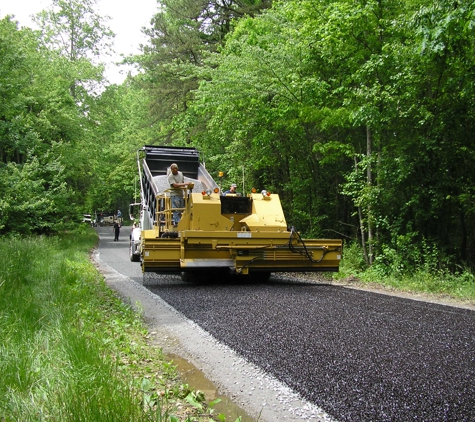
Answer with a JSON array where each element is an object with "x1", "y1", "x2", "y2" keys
[
  {"x1": 0, "y1": 230, "x2": 224, "y2": 422},
  {"x1": 336, "y1": 241, "x2": 475, "y2": 302}
]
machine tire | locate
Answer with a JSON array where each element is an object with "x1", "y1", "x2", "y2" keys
[{"x1": 129, "y1": 241, "x2": 140, "y2": 262}]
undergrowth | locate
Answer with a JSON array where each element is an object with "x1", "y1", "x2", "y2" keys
[
  {"x1": 337, "y1": 241, "x2": 475, "y2": 301},
  {"x1": 0, "y1": 230, "x2": 228, "y2": 421}
]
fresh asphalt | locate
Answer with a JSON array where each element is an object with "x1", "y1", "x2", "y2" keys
[{"x1": 96, "y1": 227, "x2": 475, "y2": 422}]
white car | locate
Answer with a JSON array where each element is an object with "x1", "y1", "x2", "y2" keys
[
  {"x1": 82, "y1": 214, "x2": 92, "y2": 224},
  {"x1": 129, "y1": 227, "x2": 142, "y2": 262}
]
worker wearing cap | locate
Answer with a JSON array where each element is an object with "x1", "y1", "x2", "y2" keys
[
  {"x1": 223, "y1": 183, "x2": 238, "y2": 195},
  {"x1": 167, "y1": 163, "x2": 187, "y2": 224}
]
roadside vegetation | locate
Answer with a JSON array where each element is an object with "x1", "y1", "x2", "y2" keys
[
  {"x1": 0, "y1": 230, "x2": 229, "y2": 422},
  {"x1": 337, "y1": 242, "x2": 475, "y2": 303}
]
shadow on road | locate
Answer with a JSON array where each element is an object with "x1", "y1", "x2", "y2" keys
[{"x1": 141, "y1": 272, "x2": 333, "y2": 291}]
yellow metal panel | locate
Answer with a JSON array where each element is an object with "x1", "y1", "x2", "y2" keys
[{"x1": 240, "y1": 194, "x2": 287, "y2": 231}]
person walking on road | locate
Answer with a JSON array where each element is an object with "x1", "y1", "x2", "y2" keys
[{"x1": 113, "y1": 220, "x2": 121, "y2": 241}]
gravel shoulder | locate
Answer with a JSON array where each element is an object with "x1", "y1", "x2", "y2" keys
[{"x1": 331, "y1": 276, "x2": 475, "y2": 311}]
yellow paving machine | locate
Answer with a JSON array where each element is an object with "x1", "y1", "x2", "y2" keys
[{"x1": 132, "y1": 145, "x2": 342, "y2": 282}]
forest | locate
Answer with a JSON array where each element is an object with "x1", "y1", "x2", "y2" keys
[{"x1": 1, "y1": 0, "x2": 474, "y2": 282}]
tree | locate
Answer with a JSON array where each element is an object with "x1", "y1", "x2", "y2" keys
[
  {"x1": 31, "y1": 0, "x2": 120, "y2": 215},
  {"x1": 139, "y1": 0, "x2": 271, "y2": 144},
  {"x1": 190, "y1": 3, "x2": 355, "y2": 236},
  {"x1": 84, "y1": 78, "x2": 158, "y2": 213},
  {"x1": 34, "y1": 0, "x2": 114, "y2": 98},
  {"x1": 0, "y1": 17, "x2": 78, "y2": 233},
  {"x1": 0, "y1": 17, "x2": 36, "y2": 165}
]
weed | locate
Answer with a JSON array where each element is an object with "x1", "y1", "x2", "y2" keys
[
  {"x1": 0, "y1": 229, "x2": 219, "y2": 421},
  {"x1": 336, "y1": 241, "x2": 475, "y2": 301}
]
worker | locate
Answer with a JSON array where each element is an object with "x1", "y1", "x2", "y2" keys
[
  {"x1": 113, "y1": 220, "x2": 121, "y2": 241},
  {"x1": 130, "y1": 222, "x2": 138, "y2": 240},
  {"x1": 223, "y1": 183, "x2": 238, "y2": 195},
  {"x1": 167, "y1": 163, "x2": 188, "y2": 224}
]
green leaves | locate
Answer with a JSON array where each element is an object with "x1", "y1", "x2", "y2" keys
[
  {"x1": 0, "y1": 146, "x2": 69, "y2": 233},
  {"x1": 34, "y1": 0, "x2": 114, "y2": 61}
]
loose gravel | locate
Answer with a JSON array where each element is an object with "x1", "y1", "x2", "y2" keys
[{"x1": 149, "y1": 276, "x2": 475, "y2": 422}]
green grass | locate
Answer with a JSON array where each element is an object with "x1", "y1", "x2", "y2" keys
[
  {"x1": 0, "y1": 230, "x2": 218, "y2": 422},
  {"x1": 336, "y1": 242, "x2": 475, "y2": 302}
]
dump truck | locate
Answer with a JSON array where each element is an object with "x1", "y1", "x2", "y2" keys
[{"x1": 133, "y1": 145, "x2": 342, "y2": 282}]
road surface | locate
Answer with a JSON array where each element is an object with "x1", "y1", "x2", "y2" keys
[{"x1": 93, "y1": 227, "x2": 475, "y2": 422}]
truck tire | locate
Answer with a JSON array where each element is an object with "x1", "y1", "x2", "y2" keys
[{"x1": 129, "y1": 241, "x2": 140, "y2": 262}]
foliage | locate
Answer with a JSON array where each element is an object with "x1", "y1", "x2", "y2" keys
[
  {"x1": 84, "y1": 79, "x2": 158, "y2": 213},
  {"x1": 0, "y1": 231, "x2": 218, "y2": 421},
  {"x1": 34, "y1": 0, "x2": 113, "y2": 61},
  {"x1": 0, "y1": 0, "x2": 116, "y2": 234},
  {"x1": 190, "y1": 3, "x2": 356, "y2": 235},
  {"x1": 2, "y1": 0, "x2": 475, "y2": 277},
  {"x1": 138, "y1": 0, "x2": 272, "y2": 144},
  {"x1": 0, "y1": 146, "x2": 71, "y2": 233},
  {"x1": 337, "y1": 241, "x2": 475, "y2": 301},
  {"x1": 34, "y1": 0, "x2": 114, "y2": 98},
  {"x1": 0, "y1": 17, "x2": 85, "y2": 234}
]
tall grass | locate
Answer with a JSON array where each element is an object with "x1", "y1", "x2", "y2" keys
[
  {"x1": 0, "y1": 231, "x2": 209, "y2": 421},
  {"x1": 337, "y1": 241, "x2": 475, "y2": 301}
]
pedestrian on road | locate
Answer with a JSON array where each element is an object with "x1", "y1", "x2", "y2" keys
[{"x1": 113, "y1": 220, "x2": 121, "y2": 241}]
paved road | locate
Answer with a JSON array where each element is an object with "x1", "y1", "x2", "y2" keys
[{"x1": 96, "y1": 227, "x2": 475, "y2": 422}]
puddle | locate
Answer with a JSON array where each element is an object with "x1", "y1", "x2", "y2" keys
[{"x1": 168, "y1": 353, "x2": 256, "y2": 421}]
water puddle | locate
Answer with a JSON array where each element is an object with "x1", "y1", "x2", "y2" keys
[{"x1": 168, "y1": 353, "x2": 256, "y2": 421}]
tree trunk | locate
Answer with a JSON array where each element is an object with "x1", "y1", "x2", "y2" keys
[
  {"x1": 366, "y1": 125, "x2": 374, "y2": 265},
  {"x1": 355, "y1": 156, "x2": 369, "y2": 265}
]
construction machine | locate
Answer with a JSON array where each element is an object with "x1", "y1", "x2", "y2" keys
[{"x1": 133, "y1": 145, "x2": 342, "y2": 282}]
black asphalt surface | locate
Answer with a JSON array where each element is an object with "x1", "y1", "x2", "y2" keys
[{"x1": 96, "y1": 228, "x2": 475, "y2": 422}]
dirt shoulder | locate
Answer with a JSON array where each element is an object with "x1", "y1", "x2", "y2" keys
[
  {"x1": 335, "y1": 276, "x2": 475, "y2": 311},
  {"x1": 273, "y1": 272, "x2": 475, "y2": 311}
]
